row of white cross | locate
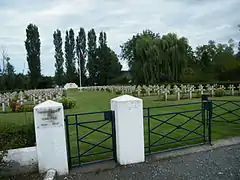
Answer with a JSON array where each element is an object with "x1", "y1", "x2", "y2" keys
[
  {"x1": 1, "y1": 84, "x2": 240, "y2": 112},
  {"x1": 0, "y1": 88, "x2": 64, "y2": 112},
  {"x1": 81, "y1": 84, "x2": 240, "y2": 97}
]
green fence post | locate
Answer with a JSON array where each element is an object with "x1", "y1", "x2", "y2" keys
[
  {"x1": 208, "y1": 100, "x2": 213, "y2": 145},
  {"x1": 147, "y1": 107, "x2": 151, "y2": 154}
]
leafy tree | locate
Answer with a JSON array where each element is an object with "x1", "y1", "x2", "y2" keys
[
  {"x1": 5, "y1": 57, "x2": 14, "y2": 76},
  {"x1": 121, "y1": 30, "x2": 189, "y2": 84},
  {"x1": 3, "y1": 57, "x2": 15, "y2": 90},
  {"x1": 53, "y1": 29, "x2": 65, "y2": 85},
  {"x1": 14, "y1": 73, "x2": 30, "y2": 90},
  {"x1": 97, "y1": 31, "x2": 109, "y2": 85},
  {"x1": 87, "y1": 29, "x2": 98, "y2": 85},
  {"x1": 76, "y1": 27, "x2": 87, "y2": 86},
  {"x1": 214, "y1": 51, "x2": 240, "y2": 81},
  {"x1": 107, "y1": 49, "x2": 122, "y2": 83},
  {"x1": 25, "y1": 23, "x2": 41, "y2": 88},
  {"x1": 97, "y1": 31, "x2": 122, "y2": 85},
  {"x1": 65, "y1": 29, "x2": 76, "y2": 82}
]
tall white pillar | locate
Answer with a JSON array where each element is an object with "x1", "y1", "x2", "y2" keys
[
  {"x1": 111, "y1": 95, "x2": 145, "y2": 165},
  {"x1": 33, "y1": 100, "x2": 68, "y2": 175}
]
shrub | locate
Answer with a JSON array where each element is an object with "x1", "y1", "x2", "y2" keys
[
  {"x1": 10, "y1": 102, "x2": 34, "y2": 113},
  {"x1": 58, "y1": 97, "x2": 76, "y2": 109},
  {"x1": 195, "y1": 91, "x2": 201, "y2": 98},
  {"x1": 215, "y1": 88, "x2": 225, "y2": 97},
  {"x1": 0, "y1": 123, "x2": 35, "y2": 176},
  {"x1": 115, "y1": 90, "x2": 122, "y2": 95},
  {"x1": 10, "y1": 102, "x2": 20, "y2": 112},
  {"x1": 63, "y1": 89, "x2": 67, "y2": 97},
  {"x1": 17, "y1": 105, "x2": 34, "y2": 112},
  {"x1": 0, "y1": 124, "x2": 35, "y2": 151},
  {"x1": 24, "y1": 93, "x2": 29, "y2": 100}
]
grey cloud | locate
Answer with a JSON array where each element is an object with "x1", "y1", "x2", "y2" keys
[{"x1": 0, "y1": 0, "x2": 239, "y2": 75}]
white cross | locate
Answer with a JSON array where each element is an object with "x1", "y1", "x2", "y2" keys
[
  {"x1": 162, "y1": 88, "x2": 170, "y2": 101},
  {"x1": 175, "y1": 88, "x2": 182, "y2": 101},
  {"x1": 146, "y1": 87, "x2": 151, "y2": 96},
  {"x1": 219, "y1": 85, "x2": 226, "y2": 90},
  {"x1": 2, "y1": 102, "x2": 5, "y2": 112},
  {"x1": 238, "y1": 84, "x2": 240, "y2": 91},
  {"x1": 228, "y1": 85, "x2": 235, "y2": 96},
  {"x1": 136, "y1": 86, "x2": 142, "y2": 97},
  {"x1": 208, "y1": 86, "x2": 215, "y2": 96},
  {"x1": 188, "y1": 86, "x2": 195, "y2": 100}
]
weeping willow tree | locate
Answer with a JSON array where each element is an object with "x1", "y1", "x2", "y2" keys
[
  {"x1": 121, "y1": 30, "x2": 189, "y2": 84},
  {"x1": 161, "y1": 33, "x2": 188, "y2": 82}
]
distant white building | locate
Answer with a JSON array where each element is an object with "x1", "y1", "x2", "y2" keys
[{"x1": 64, "y1": 83, "x2": 78, "y2": 90}]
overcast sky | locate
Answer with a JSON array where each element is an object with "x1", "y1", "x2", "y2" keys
[{"x1": 0, "y1": 0, "x2": 239, "y2": 76}]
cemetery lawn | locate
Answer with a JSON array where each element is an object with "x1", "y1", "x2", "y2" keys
[{"x1": 1, "y1": 90, "x2": 240, "y2": 164}]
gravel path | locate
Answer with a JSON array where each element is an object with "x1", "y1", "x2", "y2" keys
[
  {"x1": 6, "y1": 143, "x2": 240, "y2": 180},
  {"x1": 62, "y1": 144, "x2": 240, "y2": 180}
]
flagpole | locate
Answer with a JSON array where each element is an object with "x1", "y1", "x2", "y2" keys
[{"x1": 79, "y1": 51, "x2": 82, "y2": 91}]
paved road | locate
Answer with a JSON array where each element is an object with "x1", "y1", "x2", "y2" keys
[{"x1": 62, "y1": 144, "x2": 240, "y2": 180}]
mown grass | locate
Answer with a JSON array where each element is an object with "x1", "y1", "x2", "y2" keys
[
  {"x1": 64, "y1": 90, "x2": 240, "y2": 166},
  {"x1": 1, "y1": 90, "x2": 240, "y2": 166}
]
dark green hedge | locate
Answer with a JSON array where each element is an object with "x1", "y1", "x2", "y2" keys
[{"x1": 0, "y1": 123, "x2": 35, "y2": 151}]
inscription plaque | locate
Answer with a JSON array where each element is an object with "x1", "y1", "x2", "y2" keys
[{"x1": 36, "y1": 107, "x2": 62, "y2": 129}]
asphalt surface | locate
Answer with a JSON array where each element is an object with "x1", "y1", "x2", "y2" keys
[{"x1": 61, "y1": 144, "x2": 240, "y2": 180}]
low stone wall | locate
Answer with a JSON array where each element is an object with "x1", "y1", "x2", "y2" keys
[{"x1": 2, "y1": 146, "x2": 37, "y2": 176}]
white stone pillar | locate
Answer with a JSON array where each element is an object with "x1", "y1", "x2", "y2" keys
[
  {"x1": 33, "y1": 100, "x2": 68, "y2": 175},
  {"x1": 111, "y1": 95, "x2": 145, "y2": 165}
]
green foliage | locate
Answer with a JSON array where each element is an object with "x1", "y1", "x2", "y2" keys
[
  {"x1": 18, "y1": 105, "x2": 35, "y2": 112},
  {"x1": 25, "y1": 23, "x2": 41, "y2": 89},
  {"x1": 63, "y1": 89, "x2": 67, "y2": 97},
  {"x1": 4, "y1": 57, "x2": 15, "y2": 90},
  {"x1": 23, "y1": 92, "x2": 29, "y2": 100},
  {"x1": 115, "y1": 90, "x2": 122, "y2": 95},
  {"x1": 58, "y1": 97, "x2": 76, "y2": 109},
  {"x1": 121, "y1": 29, "x2": 240, "y2": 84},
  {"x1": 182, "y1": 68, "x2": 196, "y2": 83},
  {"x1": 108, "y1": 76, "x2": 130, "y2": 85},
  {"x1": 53, "y1": 29, "x2": 65, "y2": 86},
  {"x1": 76, "y1": 27, "x2": 87, "y2": 86},
  {"x1": 195, "y1": 91, "x2": 202, "y2": 98},
  {"x1": 121, "y1": 30, "x2": 188, "y2": 84},
  {"x1": 0, "y1": 124, "x2": 35, "y2": 151},
  {"x1": 0, "y1": 123, "x2": 35, "y2": 175},
  {"x1": 2, "y1": 27, "x2": 240, "y2": 91},
  {"x1": 97, "y1": 31, "x2": 122, "y2": 85},
  {"x1": 65, "y1": 29, "x2": 77, "y2": 82},
  {"x1": 87, "y1": 29, "x2": 97, "y2": 85},
  {"x1": 10, "y1": 102, "x2": 34, "y2": 113},
  {"x1": 215, "y1": 88, "x2": 225, "y2": 97}
]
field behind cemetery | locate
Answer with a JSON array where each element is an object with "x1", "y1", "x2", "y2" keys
[{"x1": 1, "y1": 90, "x2": 240, "y2": 164}]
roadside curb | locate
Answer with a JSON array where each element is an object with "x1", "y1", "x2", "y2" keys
[
  {"x1": 43, "y1": 169, "x2": 57, "y2": 180},
  {"x1": 64, "y1": 136, "x2": 240, "y2": 177},
  {"x1": 60, "y1": 136, "x2": 240, "y2": 180},
  {"x1": 148, "y1": 136, "x2": 240, "y2": 162}
]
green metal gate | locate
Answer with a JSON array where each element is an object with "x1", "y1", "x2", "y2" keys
[
  {"x1": 211, "y1": 100, "x2": 240, "y2": 138},
  {"x1": 144, "y1": 99, "x2": 212, "y2": 155},
  {"x1": 65, "y1": 110, "x2": 116, "y2": 168}
]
